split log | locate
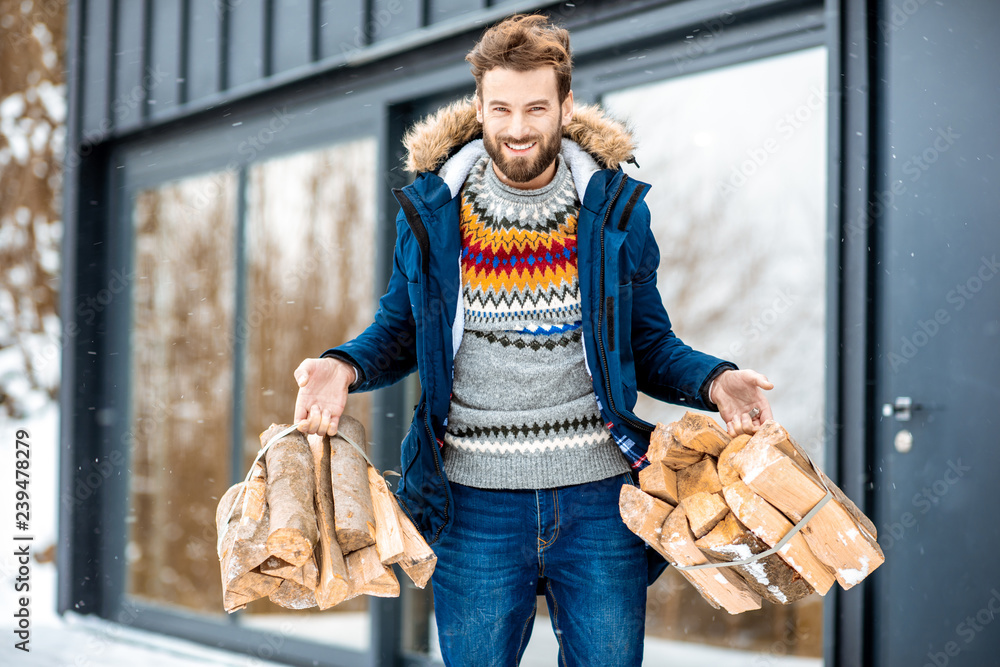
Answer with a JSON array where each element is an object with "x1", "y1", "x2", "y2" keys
[
  {"x1": 216, "y1": 481, "x2": 279, "y2": 612},
  {"x1": 675, "y1": 412, "x2": 731, "y2": 456},
  {"x1": 262, "y1": 424, "x2": 318, "y2": 567},
  {"x1": 345, "y1": 544, "x2": 400, "y2": 600},
  {"x1": 695, "y1": 512, "x2": 814, "y2": 604},
  {"x1": 368, "y1": 465, "x2": 406, "y2": 564},
  {"x1": 680, "y1": 491, "x2": 729, "y2": 539},
  {"x1": 240, "y1": 461, "x2": 267, "y2": 524},
  {"x1": 659, "y1": 506, "x2": 762, "y2": 614},
  {"x1": 731, "y1": 433, "x2": 884, "y2": 589},
  {"x1": 393, "y1": 500, "x2": 437, "y2": 588},
  {"x1": 307, "y1": 433, "x2": 351, "y2": 609},
  {"x1": 717, "y1": 434, "x2": 751, "y2": 486},
  {"x1": 619, "y1": 484, "x2": 675, "y2": 546},
  {"x1": 260, "y1": 553, "x2": 319, "y2": 590},
  {"x1": 750, "y1": 421, "x2": 877, "y2": 540},
  {"x1": 269, "y1": 578, "x2": 318, "y2": 610},
  {"x1": 647, "y1": 421, "x2": 703, "y2": 470},
  {"x1": 638, "y1": 462, "x2": 679, "y2": 505},
  {"x1": 676, "y1": 457, "x2": 722, "y2": 499},
  {"x1": 330, "y1": 416, "x2": 377, "y2": 554},
  {"x1": 722, "y1": 481, "x2": 836, "y2": 595}
]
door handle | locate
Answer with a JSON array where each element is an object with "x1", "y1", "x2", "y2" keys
[{"x1": 882, "y1": 396, "x2": 922, "y2": 421}]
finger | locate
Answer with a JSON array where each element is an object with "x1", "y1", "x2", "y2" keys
[
  {"x1": 294, "y1": 359, "x2": 312, "y2": 387},
  {"x1": 306, "y1": 404, "x2": 322, "y2": 435},
  {"x1": 318, "y1": 409, "x2": 332, "y2": 437},
  {"x1": 759, "y1": 402, "x2": 774, "y2": 422},
  {"x1": 740, "y1": 411, "x2": 754, "y2": 435},
  {"x1": 727, "y1": 420, "x2": 737, "y2": 437},
  {"x1": 752, "y1": 371, "x2": 774, "y2": 390}
]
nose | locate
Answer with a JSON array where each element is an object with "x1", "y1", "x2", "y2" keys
[{"x1": 508, "y1": 111, "x2": 528, "y2": 140}]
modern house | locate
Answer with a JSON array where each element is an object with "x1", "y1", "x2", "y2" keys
[{"x1": 59, "y1": 1, "x2": 1000, "y2": 665}]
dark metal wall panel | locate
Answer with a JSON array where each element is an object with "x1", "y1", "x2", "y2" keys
[
  {"x1": 186, "y1": 0, "x2": 223, "y2": 101},
  {"x1": 427, "y1": 0, "x2": 484, "y2": 25},
  {"x1": 318, "y1": 0, "x2": 366, "y2": 60},
  {"x1": 271, "y1": 0, "x2": 314, "y2": 73},
  {"x1": 370, "y1": 0, "x2": 424, "y2": 44},
  {"x1": 81, "y1": 0, "x2": 114, "y2": 140},
  {"x1": 113, "y1": 0, "x2": 147, "y2": 132},
  {"x1": 147, "y1": 0, "x2": 184, "y2": 118},
  {"x1": 226, "y1": 0, "x2": 268, "y2": 88}
]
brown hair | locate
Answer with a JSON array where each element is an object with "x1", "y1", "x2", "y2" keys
[{"x1": 465, "y1": 13, "x2": 573, "y2": 103}]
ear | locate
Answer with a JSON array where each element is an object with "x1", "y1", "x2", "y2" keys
[
  {"x1": 561, "y1": 90, "x2": 574, "y2": 125},
  {"x1": 475, "y1": 94, "x2": 483, "y2": 124}
]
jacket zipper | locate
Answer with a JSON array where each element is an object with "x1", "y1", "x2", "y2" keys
[
  {"x1": 597, "y1": 174, "x2": 654, "y2": 435},
  {"x1": 391, "y1": 187, "x2": 449, "y2": 545}
]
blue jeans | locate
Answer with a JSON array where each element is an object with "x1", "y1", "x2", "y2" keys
[{"x1": 431, "y1": 472, "x2": 647, "y2": 666}]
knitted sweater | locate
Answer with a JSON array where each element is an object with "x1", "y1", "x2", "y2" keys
[{"x1": 442, "y1": 153, "x2": 631, "y2": 489}]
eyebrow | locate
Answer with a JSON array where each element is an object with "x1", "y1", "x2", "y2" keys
[{"x1": 486, "y1": 99, "x2": 552, "y2": 107}]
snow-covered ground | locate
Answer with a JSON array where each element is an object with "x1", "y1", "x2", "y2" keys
[{"x1": 0, "y1": 398, "x2": 820, "y2": 666}]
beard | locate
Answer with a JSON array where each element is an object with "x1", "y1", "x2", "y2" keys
[{"x1": 482, "y1": 121, "x2": 563, "y2": 184}]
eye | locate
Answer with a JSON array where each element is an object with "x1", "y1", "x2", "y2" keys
[
  {"x1": 493, "y1": 106, "x2": 508, "y2": 113},
  {"x1": 531, "y1": 106, "x2": 545, "y2": 111}
]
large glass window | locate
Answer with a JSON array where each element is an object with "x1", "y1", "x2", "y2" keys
[
  {"x1": 602, "y1": 46, "x2": 828, "y2": 661},
  {"x1": 237, "y1": 139, "x2": 378, "y2": 649},
  {"x1": 125, "y1": 137, "x2": 378, "y2": 651},
  {"x1": 126, "y1": 171, "x2": 238, "y2": 614}
]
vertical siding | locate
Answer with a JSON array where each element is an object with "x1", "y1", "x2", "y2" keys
[
  {"x1": 147, "y1": 0, "x2": 183, "y2": 119},
  {"x1": 271, "y1": 0, "x2": 313, "y2": 73},
  {"x1": 427, "y1": 0, "x2": 483, "y2": 25},
  {"x1": 186, "y1": 0, "x2": 223, "y2": 102},
  {"x1": 369, "y1": 0, "x2": 423, "y2": 44},
  {"x1": 317, "y1": 0, "x2": 366, "y2": 60},
  {"x1": 113, "y1": 0, "x2": 148, "y2": 132},
  {"x1": 81, "y1": 0, "x2": 114, "y2": 140},
  {"x1": 226, "y1": 0, "x2": 268, "y2": 88}
]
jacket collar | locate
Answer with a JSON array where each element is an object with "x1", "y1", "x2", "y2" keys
[{"x1": 400, "y1": 94, "x2": 638, "y2": 202}]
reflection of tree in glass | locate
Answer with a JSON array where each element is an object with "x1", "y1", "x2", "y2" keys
[
  {"x1": 127, "y1": 173, "x2": 237, "y2": 614},
  {"x1": 242, "y1": 140, "x2": 377, "y2": 616}
]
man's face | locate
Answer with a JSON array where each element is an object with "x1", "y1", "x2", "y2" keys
[{"x1": 476, "y1": 67, "x2": 574, "y2": 187}]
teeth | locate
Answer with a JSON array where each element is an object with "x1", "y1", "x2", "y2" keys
[{"x1": 506, "y1": 142, "x2": 536, "y2": 150}]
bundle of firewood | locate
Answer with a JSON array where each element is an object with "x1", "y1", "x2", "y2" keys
[
  {"x1": 215, "y1": 416, "x2": 436, "y2": 613},
  {"x1": 620, "y1": 412, "x2": 883, "y2": 614}
]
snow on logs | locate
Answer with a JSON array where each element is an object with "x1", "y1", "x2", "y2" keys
[
  {"x1": 215, "y1": 416, "x2": 436, "y2": 612},
  {"x1": 619, "y1": 413, "x2": 882, "y2": 614}
]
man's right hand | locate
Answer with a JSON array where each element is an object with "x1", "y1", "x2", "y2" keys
[{"x1": 293, "y1": 357, "x2": 355, "y2": 436}]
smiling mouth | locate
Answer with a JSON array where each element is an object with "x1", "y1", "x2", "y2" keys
[{"x1": 504, "y1": 141, "x2": 537, "y2": 153}]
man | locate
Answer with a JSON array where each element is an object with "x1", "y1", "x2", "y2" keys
[{"x1": 293, "y1": 13, "x2": 773, "y2": 666}]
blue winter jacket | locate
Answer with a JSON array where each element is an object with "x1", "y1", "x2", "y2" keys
[{"x1": 323, "y1": 97, "x2": 736, "y2": 584}]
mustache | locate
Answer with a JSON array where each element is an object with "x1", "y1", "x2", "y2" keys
[{"x1": 498, "y1": 135, "x2": 543, "y2": 144}]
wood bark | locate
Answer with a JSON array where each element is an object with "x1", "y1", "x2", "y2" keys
[
  {"x1": 368, "y1": 465, "x2": 406, "y2": 564},
  {"x1": 695, "y1": 512, "x2": 814, "y2": 604},
  {"x1": 330, "y1": 416, "x2": 377, "y2": 554},
  {"x1": 392, "y1": 499, "x2": 437, "y2": 589},
  {"x1": 262, "y1": 424, "x2": 318, "y2": 567},
  {"x1": 722, "y1": 481, "x2": 836, "y2": 595},
  {"x1": 307, "y1": 433, "x2": 351, "y2": 609},
  {"x1": 658, "y1": 506, "x2": 762, "y2": 614},
  {"x1": 730, "y1": 434, "x2": 884, "y2": 589}
]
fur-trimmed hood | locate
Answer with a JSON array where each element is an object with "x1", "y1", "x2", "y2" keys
[{"x1": 401, "y1": 94, "x2": 638, "y2": 202}]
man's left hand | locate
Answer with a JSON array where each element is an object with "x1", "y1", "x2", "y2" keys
[{"x1": 709, "y1": 369, "x2": 774, "y2": 436}]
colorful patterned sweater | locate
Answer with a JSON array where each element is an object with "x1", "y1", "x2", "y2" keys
[{"x1": 442, "y1": 153, "x2": 631, "y2": 489}]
